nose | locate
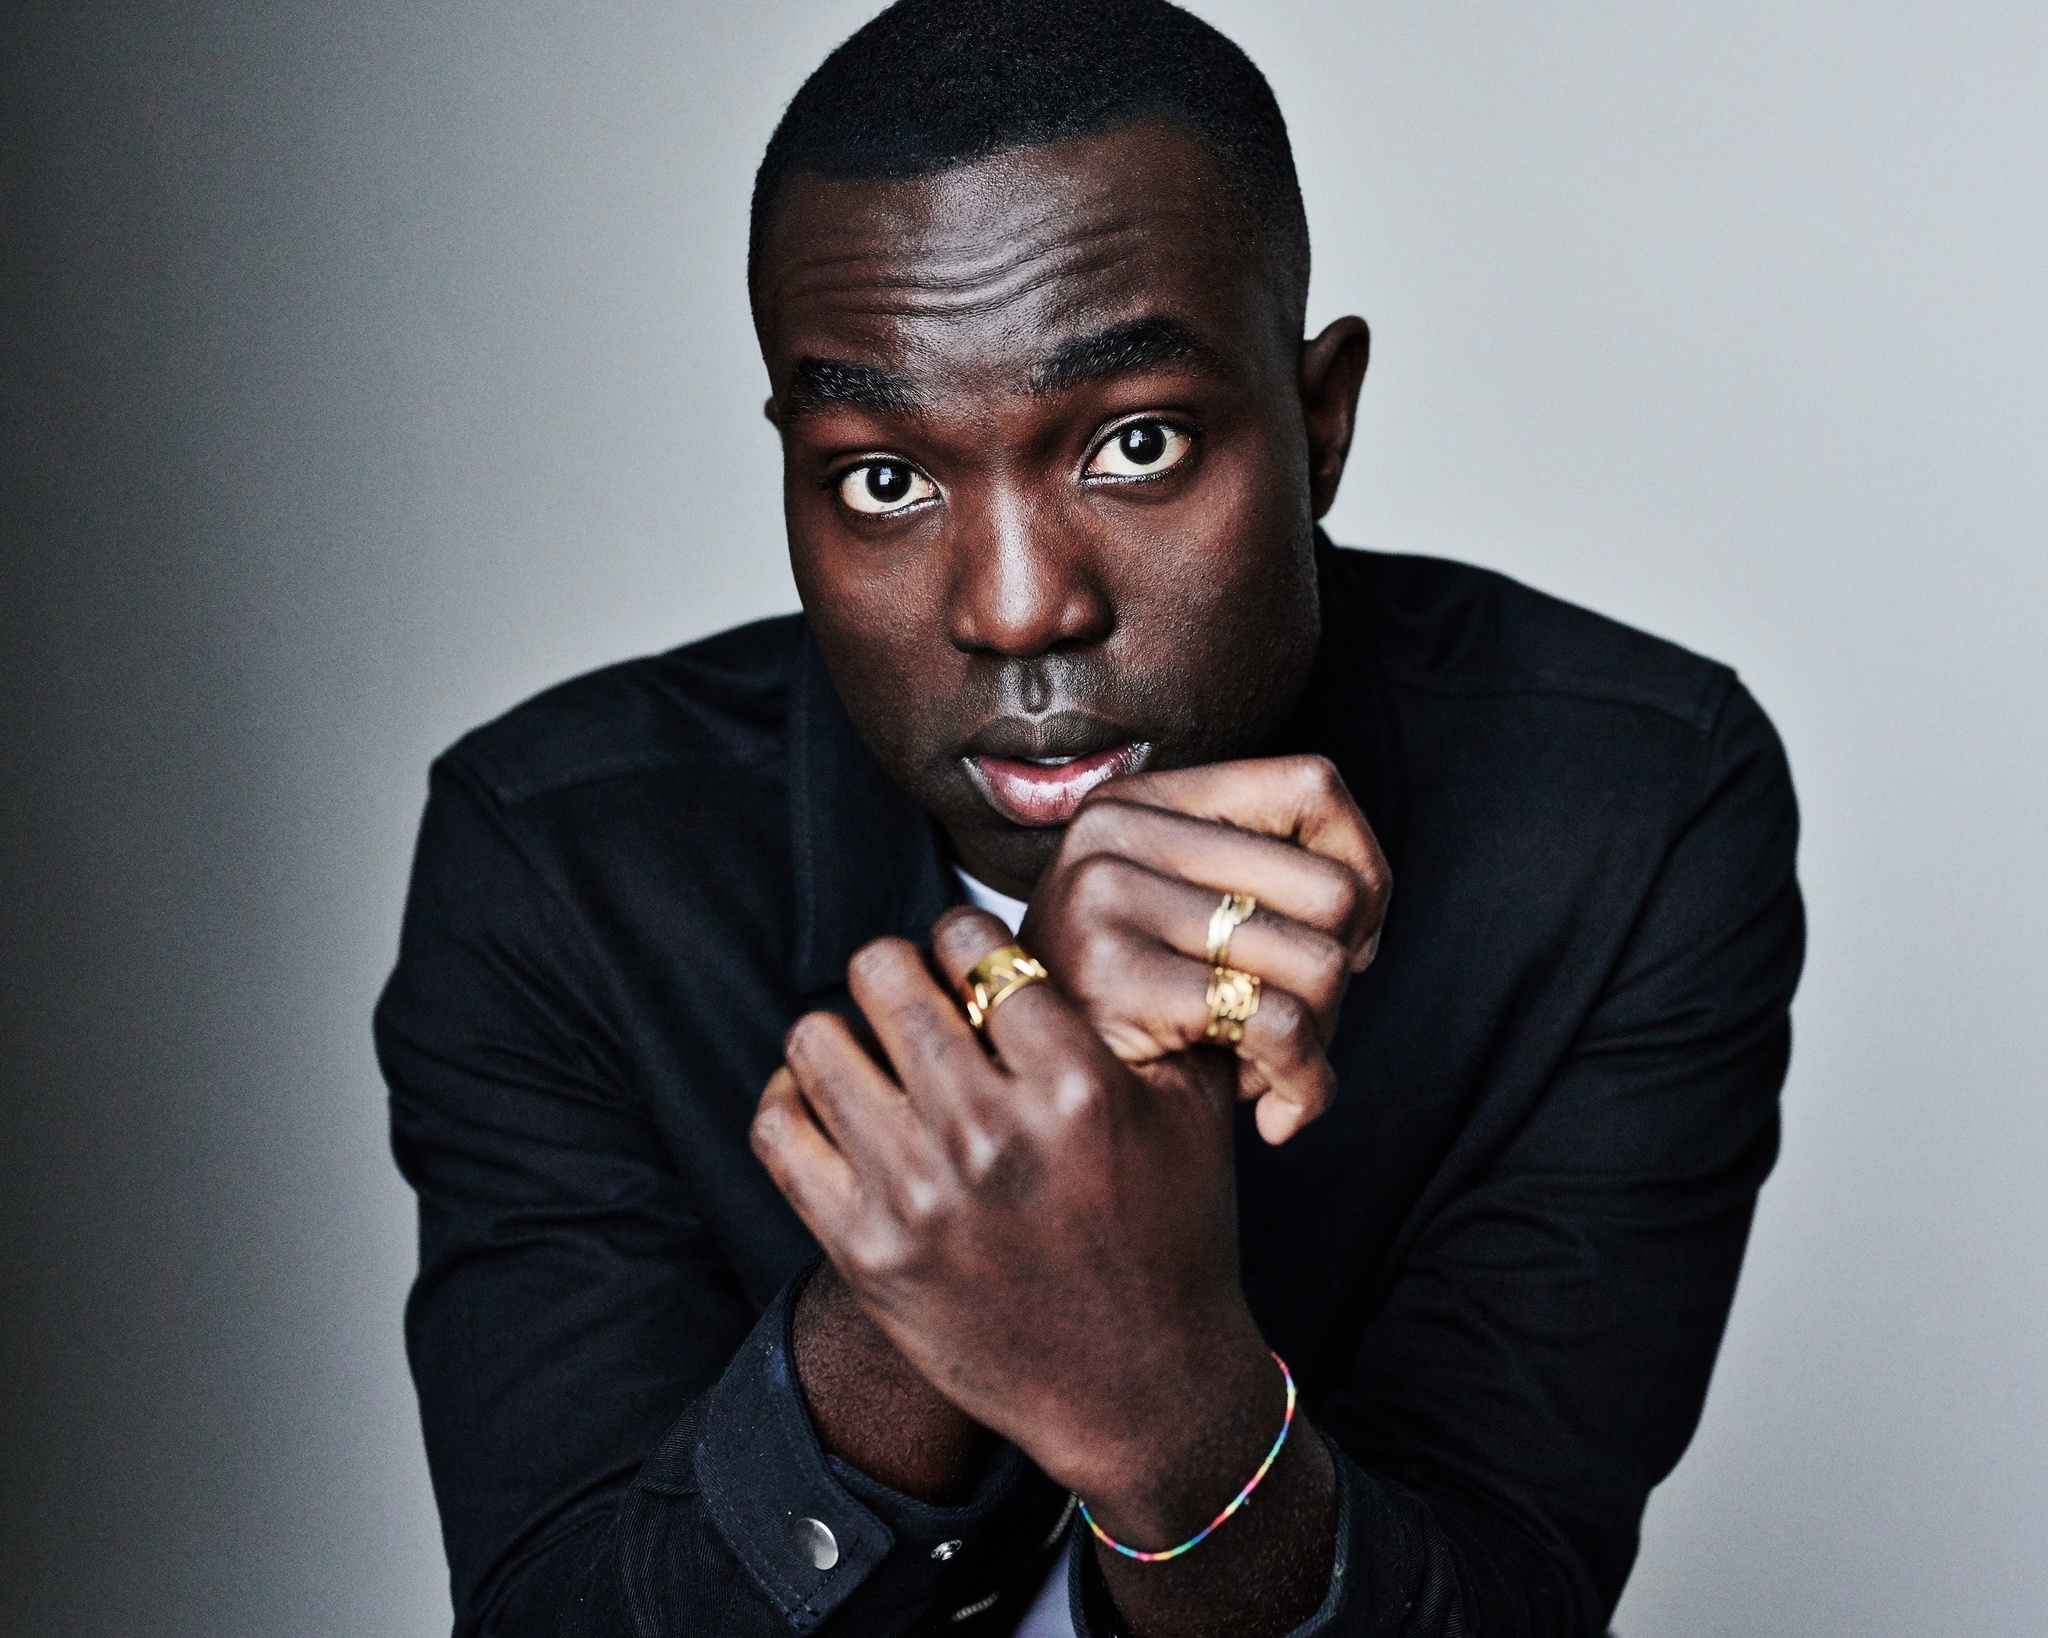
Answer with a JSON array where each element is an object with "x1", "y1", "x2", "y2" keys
[{"x1": 945, "y1": 487, "x2": 1113, "y2": 659}]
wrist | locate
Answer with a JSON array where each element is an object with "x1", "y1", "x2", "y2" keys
[
  {"x1": 794, "y1": 1262, "x2": 993, "y2": 1504},
  {"x1": 1068, "y1": 1317, "x2": 1283, "y2": 1550}
]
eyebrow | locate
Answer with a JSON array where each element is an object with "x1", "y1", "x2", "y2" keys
[
  {"x1": 781, "y1": 357, "x2": 922, "y2": 420},
  {"x1": 778, "y1": 315, "x2": 1212, "y2": 420},
  {"x1": 1030, "y1": 316, "x2": 1210, "y2": 395}
]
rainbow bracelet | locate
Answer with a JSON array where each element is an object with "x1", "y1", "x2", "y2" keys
[{"x1": 1079, "y1": 1352, "x2": 1298, "y2": 1563}]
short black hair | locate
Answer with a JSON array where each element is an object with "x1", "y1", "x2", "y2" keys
[{"x1": 749, "y1": 0, "x2": 1310, "y2": 322}]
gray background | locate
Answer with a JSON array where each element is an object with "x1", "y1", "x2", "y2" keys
[{"x1": 3, "y1": 3, "x2": 2042, "y2": 1633}]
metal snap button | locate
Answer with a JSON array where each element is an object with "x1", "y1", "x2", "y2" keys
[
  {"x1": 930, "y1": 1538, "x2": 963, "y2": 1561},
  {"x1": 791, "y1": 1515, "x2": 840, "y2": 1571}
]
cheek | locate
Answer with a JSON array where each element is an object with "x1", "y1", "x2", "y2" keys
[
  {"x1": 1092, "y1": 435, "x2": 1318, "y2": 749},
  {"x1": 788, "y1": 489, "x2": 939, "y2": 645},
  {"x1": 1115, "y1": 435, "x2": 1310, "y2": 631},
  {"x1": 788, "y1": 524, "x2": 968, "y2": 764}
]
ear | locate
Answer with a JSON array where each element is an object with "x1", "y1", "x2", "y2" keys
[{"x1": 1298, "y1": 317, "x2": 1371, "y2": 519}]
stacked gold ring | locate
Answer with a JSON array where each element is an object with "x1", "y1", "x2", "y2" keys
[
  {"x1": 962, "y1": 944, "x2": 1049, "y2": 1029},
  {"x1": 1204, "y1": 891, "x2": 1262, "y2": 1044},
  {"x1": 1206, "y1": 892, "x2": 1257, "y2": 966}
]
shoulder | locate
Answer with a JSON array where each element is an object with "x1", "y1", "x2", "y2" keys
[
  {"x1": 1326, "y1": 547, "x2": 1796, "y2": 874},
  {"x1": 436, "y1": 613, "x2": 803, "y2": 807},
  {"x1": 1334, "y1": 547, "x2": 1735, "y2": 734}
]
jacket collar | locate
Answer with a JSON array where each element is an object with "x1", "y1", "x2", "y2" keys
[
  {"x1": 787, "y1": 626, "x2": 959, "y2": 998},
  {"x1": 1281, "y1": 532, "x2": 1407, "y2": 870}
]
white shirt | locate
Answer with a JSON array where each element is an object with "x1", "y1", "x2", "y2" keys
[{"x1": 953, "y1": 866, "x2": 1028, "y2": 934}]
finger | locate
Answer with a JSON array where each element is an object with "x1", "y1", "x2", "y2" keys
[
  {"x1": 1052, "y1": 851, "x2": 1350, "y2": 1040},
  {"x1": 928, "y1": 905, "x2": 1109, "y2": 1082},
  {"x1": 1079, "y1": 756, "x2": 1390, "y2": 967},
  {"x1": 781, "y1": 1009, "x2": 919, "y2": 1177},
  {"x1": 1064, "y1": 924, "x2": 1335, "y2": 1129},
  {"x1": 1249, "y1": 1051, "x2": 1338, "y2": 1146},
  {"x1": 1055, "y1": 798, "x2": 1367, "y2": 954},
  {"x1": 844, "y1": 934, "x2": 1006, "y2": 1129},
  {"x1": 1220, "y1": 977, "x2": 1339, "y2": 1140},
  {"x1": 1097, "y1": 755, "x2": 1377, "y2": 876},
  {"x1": 750, "y1": 1065, "x2": 862, "y2": 1242}
]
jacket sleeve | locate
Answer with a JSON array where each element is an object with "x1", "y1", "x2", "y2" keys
[
  {"x1": 378, "y1": 760, "x2": 1065, "y2": 1637},
  {"x1": 1070, "y1": 680, "x2": 1803, "y2": 1638},
  {"x1": 1299, "y1": 680, "x2": 1803, "y2": 1637}
]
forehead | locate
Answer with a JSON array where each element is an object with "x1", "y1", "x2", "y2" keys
[{"x1": 753, "y1": 123, "x2": 1277, "y2": 387}]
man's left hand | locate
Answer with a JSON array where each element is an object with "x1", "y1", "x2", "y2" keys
[{"x1": 1022, "y1": 753, "x2": 1389, "y2": 1145}]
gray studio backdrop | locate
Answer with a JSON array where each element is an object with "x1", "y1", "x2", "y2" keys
[{"x1": 3, "y1": 4, "x2": 2043, "y2": 1634}]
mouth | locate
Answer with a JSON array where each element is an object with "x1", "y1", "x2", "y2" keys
[{"x1": 962, "y1": 738, "x2": 1154, "y2": 827}]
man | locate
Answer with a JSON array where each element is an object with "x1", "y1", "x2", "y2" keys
[{"x1": 378, "y1": 2, "x2": 1803, "y2": 1634}]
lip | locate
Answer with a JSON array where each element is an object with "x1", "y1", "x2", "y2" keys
[{"x1": 964, "y1": 740, "x2": 1154, "y2": 827}]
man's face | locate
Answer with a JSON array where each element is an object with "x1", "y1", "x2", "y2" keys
[{"x1": 755, "y1": 121, "x2": 1363, "y2": 896}]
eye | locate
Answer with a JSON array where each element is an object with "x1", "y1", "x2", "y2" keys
[
  {"x1": 837, "y1": 460, "x2": 937, "y2": 515},
  {"x1": 1086, "y1": 420, "x2": 1193, "y2": 480}
]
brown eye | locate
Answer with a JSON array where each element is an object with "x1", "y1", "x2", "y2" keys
[
  {"x1": 838, "y1": 460, "x2": 937, "y2": 515},
  {"x1": 1086, "y1": 421, "x2": 1192, "y2": 479}
]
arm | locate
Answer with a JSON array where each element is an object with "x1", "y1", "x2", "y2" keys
[
  {"x1": 1306, "y1": 682, "x2": 1805, "y2": 1632},
  {"x1": 381, "y1": 761, "x2": 1065, "y2": 1636}
]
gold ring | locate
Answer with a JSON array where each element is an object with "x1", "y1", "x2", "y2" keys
[
  {"x1": 1205, "y1": 964, "x2": 1262, "y2": 1045},
  {"x1": 1206, "y1": 891, "x2": 1257, "y2": 967},
  {"x1": 963, "y1": 944, "x2": 1049, "y2": 1029}
]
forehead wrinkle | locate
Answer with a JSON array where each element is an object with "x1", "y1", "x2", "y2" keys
[
  {"x1": 772, "y1": 202, "x2": 1210, "y2": 330},
  {"x1": 775, "y1": 166, "x2": 1085, "y2": 293}
]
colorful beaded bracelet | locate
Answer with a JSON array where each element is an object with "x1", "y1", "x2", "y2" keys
[{"x1": 1078, "y1": 1352, "x2": 1297, "y2": 1563}]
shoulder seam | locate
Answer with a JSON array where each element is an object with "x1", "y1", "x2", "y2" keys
[
  {"x1": 412, "y1": 756, "x2": 645, "y2": 1101},
  {"x1": 1375, "y1": 661, "x2": 1736, "y2": 735},
  {"x1": 448, "y1": 740, "x2": 782, "y2": 807}
]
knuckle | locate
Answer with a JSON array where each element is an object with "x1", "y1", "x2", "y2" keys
[
  {"x1": 1068, "y1": 851, "x2": 1133, "y2": 915},
  {"x1": 954, "y1": 1117, "x2": 1031, "y2": 1192},
  {"x1": 1065, "y1": 799, "x2": 1127, "y2": 854},
  {"x1": 954, "y1": 1119, "x2": 1002, "y2": 1182},
  {"x1": 1071, "y1": 924, "x2": 1130, "y2": 993},
  {"x1": 1261, "y1": 984, "x2": 1312, "y2": 1041},
  {"x1": 932, "y1": 905, "x2": 999, "y2": 959},
  {"x1": 891, "y1": 1167, "x2": 955, "y2": 1234},
  {"x1": 1323, "y1": 867, "x2": 1364, "y2": 929},
  {"x1": 1293, "y1": 754, "x2": 1344, "y2": 801},
  {"x1": 848, "y1": 937, "x2": 908, "y2": 986},
  {"x1": 843, "y1": 1222, "x2": 908, "y2": 1282},
  {"x1": 1044, "y1": 1062, "x2": 1106, "y2": 1122},
  {"x1": 748, "y1": 1103, "x2": 786, "y2": 1162},
  {"x1": 914, "y1": 1008, "x2": 971, "y2": 1069},
  {"x1": 783, "y1": 1013, "x2": 829, "y2": 1063},
  {"x1": 1306, "y1": 935, "x2": 1349, "y2": 998},
  {"x1": 1295, "y1": 862, "x2": 1362, "y2": 934}
]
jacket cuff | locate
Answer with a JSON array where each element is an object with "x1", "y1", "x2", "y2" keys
[
  {"x1": 686, "y1": 1268, "x2": 1065, "y2": 1633},
  {"x1": 688, "y1": 1276, "x2": 893, "y2": 1632}
]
